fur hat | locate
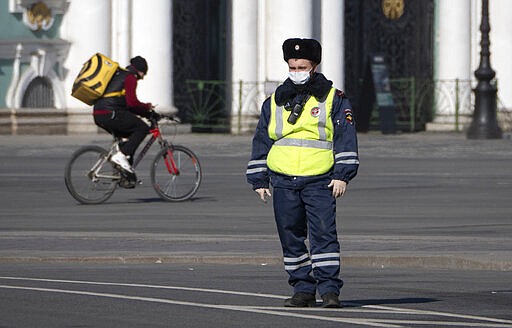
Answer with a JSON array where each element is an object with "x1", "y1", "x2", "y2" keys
[
  {"x1": 282, "y1": 38, "x2": 322, "y2": 64},
  {"x1": 130, "y1": 56, "x2": 148, "y2": 74}
]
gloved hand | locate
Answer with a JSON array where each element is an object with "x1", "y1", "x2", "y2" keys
[
  {"x1": 149, "y1": 111, "x2": 161, "y2": 121},
  {"x1": 171, "y1": 115, "x2": 181, "y2": 123}
]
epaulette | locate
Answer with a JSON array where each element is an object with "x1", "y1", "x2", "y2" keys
[{"x1": 336, "y1": 89, "x2": 345, "y2": 97}]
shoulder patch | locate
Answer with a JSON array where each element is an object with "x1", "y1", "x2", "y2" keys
[{"x1": 344, "y1": 108, "x2": 353, "y2": 125}]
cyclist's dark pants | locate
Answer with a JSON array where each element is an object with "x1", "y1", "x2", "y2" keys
[{"x1": 94, "y1": 110, "x2": 150, "y2": 161}]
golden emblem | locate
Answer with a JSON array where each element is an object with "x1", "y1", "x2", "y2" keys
[
  {"x1": 25, "y1": 1, "x2": 54, "y2": 31},
  {"x1": 382, "y1": 0, "x2": 405, "y2": 20}
]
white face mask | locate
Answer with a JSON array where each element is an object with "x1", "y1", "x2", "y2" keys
[{"x1": 288, "y1": 70, "x2": 312, "y2": 85}]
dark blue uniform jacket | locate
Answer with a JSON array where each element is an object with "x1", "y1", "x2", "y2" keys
[{"x1": 246, "y1": 73, "x2": 359, "y2": 190}]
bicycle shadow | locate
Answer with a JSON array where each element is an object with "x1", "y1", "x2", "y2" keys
[
  {"x1": 103, "y1": 196, "x2": 216, "y2": 204},
  {"x1": 342, "y1": 297, "x2": 439, "y2": 308}
]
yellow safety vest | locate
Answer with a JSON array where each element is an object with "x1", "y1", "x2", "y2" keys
[{"x1": 267, "y1": 87, "x2": 336, "y2": 176}]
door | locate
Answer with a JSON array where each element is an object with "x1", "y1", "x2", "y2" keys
[
  {"x1": 172, "y1": 0, "x2": 227, "y2": 128},
  {"x1": 344, "y1": 0, "x2": 434, "y2": 132}
]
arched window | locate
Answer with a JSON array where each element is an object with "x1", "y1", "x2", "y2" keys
[{"x1": 21, "y1": 76, "x2": 55, "y2": 108}]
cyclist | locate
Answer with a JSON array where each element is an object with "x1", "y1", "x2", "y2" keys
[{"x1": 93, "y1": 56, "x2": 158, "y2": 178}]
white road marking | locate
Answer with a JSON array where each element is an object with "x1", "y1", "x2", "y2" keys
[
  {"x1": 0, "y1": 284, "x2": 400, "y2": 328},
  {"x1": 1, "y1": 276, "x2": 511, "y2": 327},
  {"x1": 0, "y1": 276, "x2": 286, "y2": 299},
  {"x1": 360, "y1": 305, "x2": 512, "y2": 325}
]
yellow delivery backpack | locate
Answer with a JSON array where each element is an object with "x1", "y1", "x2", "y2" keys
[{"x1": 71, "y1": 53, "x2": 119, "y2": 105}]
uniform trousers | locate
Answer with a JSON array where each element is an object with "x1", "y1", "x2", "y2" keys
[{"x1": 270, "y1": 172, "x2": 343, "y2": 296}]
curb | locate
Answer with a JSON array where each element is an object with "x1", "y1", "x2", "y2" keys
[{"x1": 1, "y1": 254, "x2": 510, "y2": 271}]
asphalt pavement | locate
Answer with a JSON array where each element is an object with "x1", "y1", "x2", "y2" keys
[
  {"x1": 0, "y1": 129, "x2": 511, "y2": 271},
  {"x1": 1, "y1": 263, "x2": 511, "y2": 327}
]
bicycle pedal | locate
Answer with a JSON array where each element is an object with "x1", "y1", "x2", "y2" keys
[
  {"x1": 119, "y1": 180, "x2": 136, "y2": 189},
  {"x1": 120, "y1": 176, "x2": 137, "y2": 188}
]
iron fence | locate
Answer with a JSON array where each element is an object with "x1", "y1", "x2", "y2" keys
[{"x1": 182, "y1": 79, "x2": 511, "y2": 133}]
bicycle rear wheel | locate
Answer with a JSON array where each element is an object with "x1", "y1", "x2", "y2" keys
[
  {"x1": 151, "y1": 145, "x2": 202, "y2": 201},
  {"x1": 64, "y1": 145, "x2": 120, "y2": 204}
]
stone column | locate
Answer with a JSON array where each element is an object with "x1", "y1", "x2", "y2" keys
[
  {"x1": 60, "y1": 0, "x2": 111, "y2": 110},
  {"x1": 321, "y1": 0, "x2": 345, "y2": 90},
  {"x1": 265, "y1": 0, "x2": 314, "y2": 82},
  {"x1": 131, "y1": 0, "x2": 174, "y2": 113},
  {"x1": 230, "y1": 0, "x2": 259, "y2": 133},
  {"x1": 60, "y1": 0, "x2": 111, "y2": 132},
  {"x1": 112, "y1": 0, "x2": 131, "y2": 66},
  {"x1": 428, "y1": 0, "x2": 471, "y2": 131}
]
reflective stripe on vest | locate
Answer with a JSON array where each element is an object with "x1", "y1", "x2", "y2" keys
[
  {"x1": 274, "y1": 138, "x2": 332, "y2": 150},
  {"x1": 267, "y1": 88, "x2": 336, "y2": 176}
]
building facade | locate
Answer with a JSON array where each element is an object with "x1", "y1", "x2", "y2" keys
[{"x1": 0, "y1": 0, "x2": 511, "y2": 134}]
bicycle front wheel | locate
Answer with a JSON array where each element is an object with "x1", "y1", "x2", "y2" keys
[
  {"x1": 64, "y1": 146, "x2": 120, "y2": 204},
  {"x1": 151, "y1": 145, "x2": 202, "y2": 201}
]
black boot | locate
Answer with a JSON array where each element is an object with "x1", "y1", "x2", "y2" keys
[
  {"x1": 284, "y1": 292, "x2": 316, "y2": 307},
  {"x1": 321, "y1": 292, "x2": 341, "y2": 308}
]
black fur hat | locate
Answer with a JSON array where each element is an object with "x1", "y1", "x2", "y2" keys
[
  {"x1": 282, "y1": 38, "x2": 322, "y2": 64},
  {"x1": 130, "y1": 56, "x2": 148, "y2": 74}
]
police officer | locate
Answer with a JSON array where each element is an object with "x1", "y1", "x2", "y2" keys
[{"x1": 246, "y1": 38, "x2": 359, "y2": 308}]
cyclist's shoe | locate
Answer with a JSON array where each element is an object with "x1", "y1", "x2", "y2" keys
[
  {"x1": 119, "y1": 179, "x2": 136, "y2": 189},
  {"x1": 119, "y1": 171, "x2": 137, "y2": 189},
  {"x1": 284, "y1": 292, "x2": 316, "y2": 307},
  {"x1": 321, "y1": 292, "x2": 341, "y2": 308},
  {"x1": 110, "y1": 151, "x2": 134, "y2": 173}
]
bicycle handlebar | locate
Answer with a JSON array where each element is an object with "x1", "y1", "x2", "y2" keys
[
  {"x1": 149, "y1": 112, "x2": 181, "y2": 125},
  {"x1": 165, "y1": 114, "x2": 181, "y2": 123}
]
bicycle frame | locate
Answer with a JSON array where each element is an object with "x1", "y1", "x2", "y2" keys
[
  {"x1": 88, "y1": 121, "x2": 179, "y2": 183},
  {"x1": 65, "y1": 113, "x2": 201, "y2": 204},
  {"x1": 88, "y1": 151, "x2": 118, "y2": 181},
  {"x1": 131, "y1": 125, "x2": 179, "y2": 175}
]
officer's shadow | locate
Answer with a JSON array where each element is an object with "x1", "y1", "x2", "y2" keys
[{"x1": 342, "y1": 297, "x2": 438, "y2": 308}]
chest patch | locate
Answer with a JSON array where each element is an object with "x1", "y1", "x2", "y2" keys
[{"x1": 310, "y1": 107, "x2": 320, "y2": 117}]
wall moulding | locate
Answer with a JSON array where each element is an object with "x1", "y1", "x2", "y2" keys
[{"x1": 9, "y1": 0, "x2": 69, "y2": 31}]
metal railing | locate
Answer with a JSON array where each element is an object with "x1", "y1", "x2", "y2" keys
[
  {"x1": 182, "y1": 78, "x2": 511, "y2": 133},
  {"x1": 384, "y1": 78, "x2": 475, "y2": 132}
]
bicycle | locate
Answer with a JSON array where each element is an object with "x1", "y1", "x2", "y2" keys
[{"x1": 64, "y1": 114, "x2": 202, "y2": 204}]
